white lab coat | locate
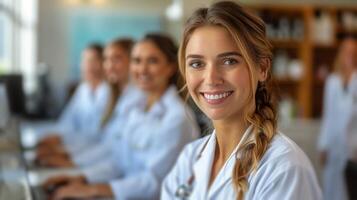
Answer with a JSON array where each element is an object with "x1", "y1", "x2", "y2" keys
[
  {"x1": 345, "y1": 75, "x2": 357, "y2": 161},
  {"x1": 28, "y1": 81, "x2": 110, "y2": 140},
  {"x1": 67, "y1": 84, "x2": 144, "y2": 166},
  {"x1": 82, "y1": 86, "x2": 200, "y2": 200},
  {"x1": 162, "y1": 126, "x2": 322, "y2": 200},
  {"x1": 58, "y1": 81, "x2": 109, "y2": 132},
  {"x1": 318, "y1": 74, "x2": 355, "y2": 200}
]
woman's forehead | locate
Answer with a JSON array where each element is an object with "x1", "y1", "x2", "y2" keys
[{"x1": 185, "y1": 25, "x2": 241, "y2": 57}]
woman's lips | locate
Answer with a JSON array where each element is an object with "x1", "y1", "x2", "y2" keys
[{"x1": 200, "y1": 91, "x2": 233, "y2": 105}]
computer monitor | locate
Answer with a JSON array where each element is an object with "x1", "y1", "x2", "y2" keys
[
  {"x1": 0, "y1": 74, "x2": 26, "y2": 115},
  {"x1": 0, "y1": 83, "x2": 10, "y2": 130}
]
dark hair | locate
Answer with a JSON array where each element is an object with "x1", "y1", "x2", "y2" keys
[
  {"x1": 100, "y1": 38, "x2": 134, "y2": 128},
  {"x1": 109, "y1": 38, "x2": 135, "y2": 56},
  {"x1": 86, "y1": 43, "x2": 104, "y2": 60},
  {"x1": 142, "y1": 33, "x2": 179, "y2": 85}
]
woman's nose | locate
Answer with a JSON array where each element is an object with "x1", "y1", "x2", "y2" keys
[{"x1": 205, "y1": 64, "x2": 224, "y2": 86}]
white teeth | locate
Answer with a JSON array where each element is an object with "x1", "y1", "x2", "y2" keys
[{"x1": 203, "y1": 92, "x2": 231, "y2": 100}]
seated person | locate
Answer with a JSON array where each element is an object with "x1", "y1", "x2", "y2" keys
[
  {"x1": 43, "y1": 33, "x2": 200, "y2": 200},
  {"x1": 36, "y1": 43, "x2": 109, "y2": 148},
  {"x1": 36, "y1": 38, "x2": 141, "y2": 168}
]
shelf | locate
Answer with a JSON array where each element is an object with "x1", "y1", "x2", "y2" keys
[
  {"x1": 248, "y1": 4, "x2": 357, "y2": 118},
  {"x1": 312, "y1": 42, "x2": 338, "y2": 49},
  {"x1": 273, "y1": 77, "x2": 301, "y2": 85},
  {"x1": 336, "y1": 26, "x2": 357, "y2": 35},
  {"x1": 270, "y1": 39, "x2": 303, "y2": 49}
]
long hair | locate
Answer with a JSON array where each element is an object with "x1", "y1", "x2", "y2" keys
[
  {"x1": 178, "y1": 1, "x2": 277, "y2": 199},
  {"x1": 100, "y1": 38, "x2": 134, "y2": 128},
  {"x1": 141, "y1": 33, "x2": 181, "y2": 89}
]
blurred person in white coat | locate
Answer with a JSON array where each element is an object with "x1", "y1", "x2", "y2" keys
[
  {"x1": 161, "y1": 1, "x2": 322, "y2": 200},
  {"x1": 345, "y1": 65, "x2": 357, "y2": 200},
  {"x1": 35, "y1": 38, "x2": 142, "y2": 168},
  {"x1": 318, "y1": 36, "x2": 357, "y2": 200},
  {"x1": 35, "y1": 44, "x2": 109, "y2": 146},
  {"x1": 43, "y1": 33, "x2": 200, "y2": 200}
]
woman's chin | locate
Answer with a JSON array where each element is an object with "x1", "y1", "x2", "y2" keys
[{"x1": 202, "y1": 109, "x2": 228, "y2": 121}]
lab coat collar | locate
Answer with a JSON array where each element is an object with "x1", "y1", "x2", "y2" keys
[
  {"x1": 192, "y1": 125, "x2": 253, "y2": 199},
  {"x1": 192, "y1": 133, "x2": 216, "y2": 199},
  {"x1": 83, "y1": 81, "x2": 107, "y2": 96},
  {"x1": 115, "y1": 84, "x2": 143, "y2": 114},
  {"x1": 136, "y1": 85, "x2": 178, "y2": 119}
]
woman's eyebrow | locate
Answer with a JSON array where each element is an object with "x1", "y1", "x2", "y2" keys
[
  {"x1": 217, "y1": 51, "x2": 242, "y2": 58},
  {"x1": 186, "y1": 54, "x2": 204, "y2": 59}
]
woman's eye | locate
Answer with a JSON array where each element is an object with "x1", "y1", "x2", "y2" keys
[
  {"x1": 223, "y1": 58, "x2": 238, "y2": 65},
  {"x1": 188, "y1": 61, "x2": 203, "y2": 69},
  {"x1": 148, "y1": 57, "x2": 158, "y2": 64},
  {"x1": 132, "y1": 58, "x2": 140, "y2": 64}
]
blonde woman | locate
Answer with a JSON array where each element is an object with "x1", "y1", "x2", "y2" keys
[{"x1": 161, "y1": 1, "x2": 321, "y2": 200}]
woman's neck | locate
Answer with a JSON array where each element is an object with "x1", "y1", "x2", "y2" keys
[
  {"x1": 88, "y1": 78, "x2": 102, "y2": 91},
  {"x1": 145, "y1": 85, "x2": 169, "y2": 111},
  {"x1": 213, "y1": 117, "x2": 249, "y2": 161},
  {"x1": 208, "y1": 116, "x2": 249, "y2": 188}
]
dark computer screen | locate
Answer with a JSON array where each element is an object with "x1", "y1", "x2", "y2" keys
[{"x1": 0, "y1": 74, "x2": 26, "y2": 115}]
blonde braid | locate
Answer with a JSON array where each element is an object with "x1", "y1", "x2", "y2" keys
[
  {"x1": 233, "y1": 81, "x2": 277, "y2": 200},
  {"x1": 178, "y1": 1, "x2": 278, "y2": 199}
]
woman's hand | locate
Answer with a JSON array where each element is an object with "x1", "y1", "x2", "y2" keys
[
  {"x1": 52, "y1": 183, "x2": 113, "y2": 200},
  {"x1": 37, "y1": 135, "x2": 62, "y2": 147},
  {"x1": 36, "y1": 155, "x2": 74, "y2": 168},
  {"x1": 42, "y1": 175, "x2": 86, "y2": 193},
  {"x1": 36, "y1": 145, "x2": 67, "y2": 160}
]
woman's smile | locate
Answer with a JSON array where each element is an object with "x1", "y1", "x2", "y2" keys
[{"x1": 200, "y1": 91, "x2": 234, "y2": 105}]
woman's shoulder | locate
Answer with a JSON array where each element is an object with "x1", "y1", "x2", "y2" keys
[
  {"x1": 248, "y1": 132, "x2": 322, "y2": 199},
  {"x1": 326, "y1": 73, "x2": 342, "y2": 88},
  {"x1": 254, "y1": 132, "x2": 316, "y2": 180},
  {"x1": 262, "y1": 133, "x2": 312, "y2": 167},
  {"x1": 176, "y1": 135, "x2": 211, "y2": 164}
]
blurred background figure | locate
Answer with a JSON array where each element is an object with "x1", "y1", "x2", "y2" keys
[
  {"x1": 35, "y1": 43, "x2": 109, "y2": 152},
  {"x1": 35, "y1": 38, "x2": 141, "y2": 168},
  {"x1": 318, "y1": 36, "x2": 357, "y2": 200},
  {"x1": 42, "y1": 33, "x2": 199, "y2": 200},
  {"x1": 0, "y1": 1, "x2": 356, "y2": 200}
]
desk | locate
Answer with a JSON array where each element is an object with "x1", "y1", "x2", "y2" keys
[{"x1": 0, "y1": 118, "x2": 32, "y2": 200}]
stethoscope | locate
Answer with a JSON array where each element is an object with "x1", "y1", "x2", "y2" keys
[
  {"x1": 174, "y1": 135, "x2": 211, "y2": 199},
  {"x1": 174, "y1": 126, "x2": 253, "y2": 199}
]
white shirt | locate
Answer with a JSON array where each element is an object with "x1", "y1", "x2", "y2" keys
[
  {"x1": 318, "y1": 74, "x2": 355, "y2": 200},
  {"x1": 161, "y1": 127, "x2": 322, "y2": 200},
  {"x1": 58, "y1": 81, "x2": 109, "y2": 133},
  {"x1": 68, "y1": 84, "x2": 144, "y2": 165},
  {"x1": 344, "y1": 73, "x2": 357, "y2": 161},
  {"x1": 82, "y1": 86, "x2": 200, "y2": 200},
  {"x1": 24, "y1": 81, "x2": 110, "y2": 143}
]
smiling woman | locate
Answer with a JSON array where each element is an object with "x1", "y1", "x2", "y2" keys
[{"x1": 161, "y1": 1, "x2": 322, "y2": 200}]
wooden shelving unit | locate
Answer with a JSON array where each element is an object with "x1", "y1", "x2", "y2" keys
[{"x1": 247, "y1": 4, "x2": 357, "y2": 118}]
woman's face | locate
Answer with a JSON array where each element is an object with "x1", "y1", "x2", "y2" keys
[
  {"x1": 185, "y1": 26, "x2": 265, "y2": 121},
  {"x1": 103, "y1": 45, "x2": 130, "y2": 85},
  {"x1": 130, "y1": 41, "x2": 174, "y2": 93},
  {"x1": 81, "y1": 49, "x2": 103, "y2": 83},
  {"x1": 340, "y1": 39, "x2": 357, "y2": 74}
]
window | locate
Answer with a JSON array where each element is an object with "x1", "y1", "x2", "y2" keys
[{"x1": 0, "y1": 0, "x2": 38, "y2": 93}]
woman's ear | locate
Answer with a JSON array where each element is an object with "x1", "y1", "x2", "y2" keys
[{"x1": 258, "y1": 58, "x2": 270, "y2": 82}]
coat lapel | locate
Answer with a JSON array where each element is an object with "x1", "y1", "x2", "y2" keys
[
  {"x1": 208, "y1": 126, "x2": 253, "y2": 198},
  {"x1": 191, "y1": 133, "x2": 216, "y2": 200}
]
